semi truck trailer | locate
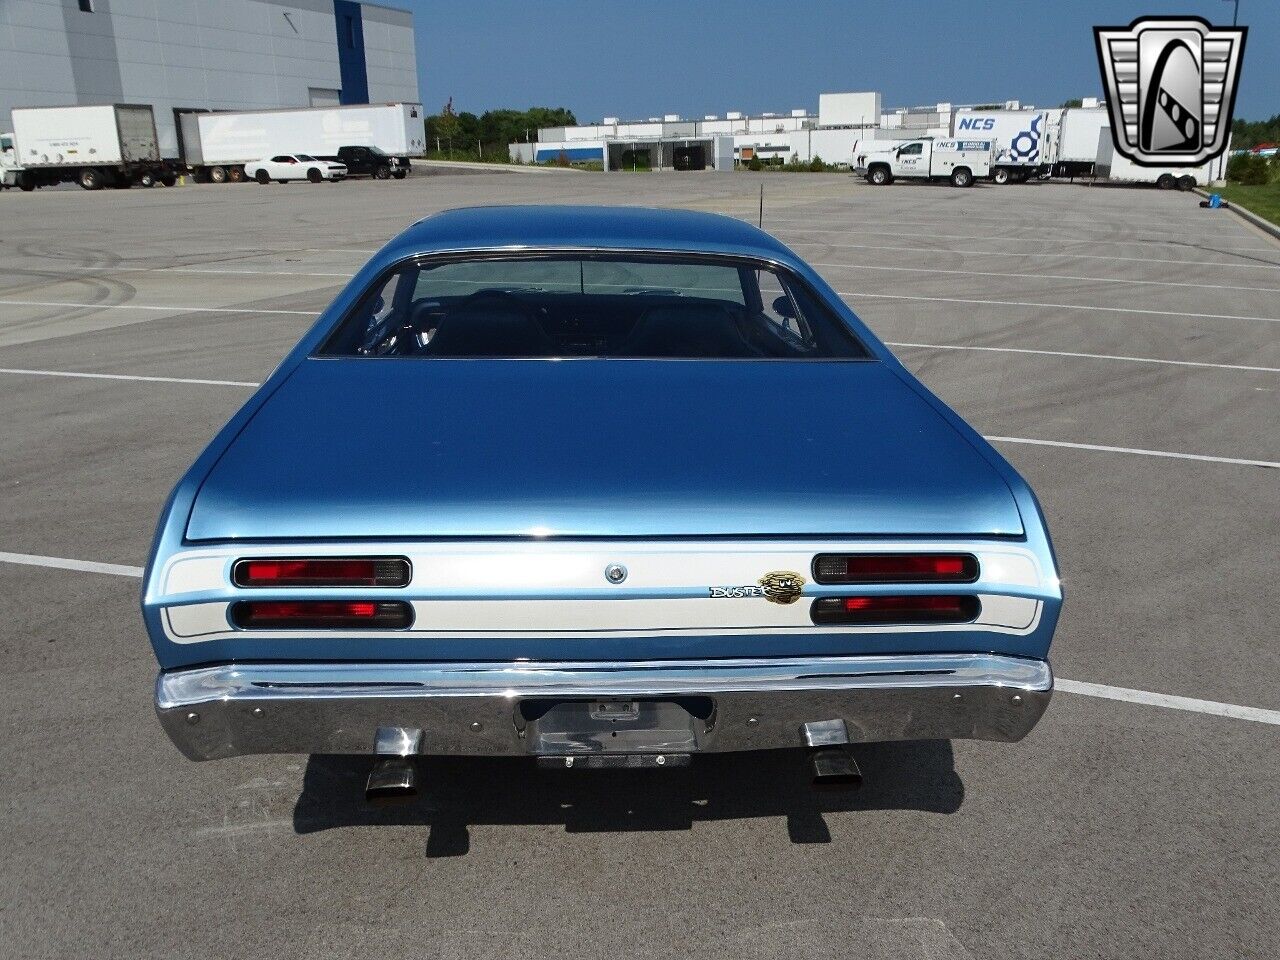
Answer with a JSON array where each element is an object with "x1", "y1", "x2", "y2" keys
[
  {"x1": 1053, "y1": 107, "x2": 1111, "y2": 178},
  {"x1": 1094, "y1": 130, "x2": 1226, "y2": 189},
  {"x1": 177, "y1": 103, "x2": 424, "y2": 183},
  {"x1": 2, "y1": 105, "x2": 173, "y2": 191}
]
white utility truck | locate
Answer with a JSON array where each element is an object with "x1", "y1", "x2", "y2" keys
[
  {"x1": 178, "y1": 102, "x2": 424, "y2": 183},
  {"x1": 855, "y1": 138, "x2": 991, "y2": 187},
  {"x1": 1094, "y1": 130, "x2": 1225, "y2": 190},
  {"x1": 3, "y1": 104, "x2": 172, "y2": 190},
  {"x1": 952, "y1": 109, "x2": 1055, "y2": 184}
]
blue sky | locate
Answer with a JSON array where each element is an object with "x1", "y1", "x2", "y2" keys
[{"x1": 407, "y1": 0, "x2": 1277, "y2": 122}]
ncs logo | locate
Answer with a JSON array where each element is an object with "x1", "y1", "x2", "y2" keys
[{"x1": 957, "y1": 117, "x2": 996, "y2": 131}]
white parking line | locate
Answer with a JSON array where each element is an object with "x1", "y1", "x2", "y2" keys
[
  {"x1": 816, "y1": 261, "x2": 1280, "y2": 295},
  {"x1": 839, "y1": 290, "x2": 1280, "y2": 324},
  {"x1": 3, "y1": 550, "x2": 1277, "y2": 728},
  {"x1": 1055, "y1": 679, "x2": 1280, "y2": 726},
  {"x1": 0, "y1": 298, "x2": 314, "y2": 316},
  {"x1": 0, "y1": 551, "x2": 144, "y2": 578},
  {"x1": 989, "y1": 436, "x2": 1279, "y2": 469},
  {"x1": 791, "y1": 239, "x2": 1280, "y2": 271},
  {"x1": 886, "y1": 342, "x2": 1280, "y2": 374},
  {"x1": 761, "y1": 213, "x2": 1262, "y2": 240},
  {"x1": 0, "y1": 367, "x2": 259, "y2": 387},
  {"x1": 757, "y1": 217, "x2": 1269, "y2": 245}
]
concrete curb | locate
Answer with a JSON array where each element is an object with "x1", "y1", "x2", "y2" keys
[{"x1": 1194, "y1": 187, "x2": 1280, "y2": 242}]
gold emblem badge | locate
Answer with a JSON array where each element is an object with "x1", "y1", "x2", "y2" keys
[{"x1": 758, "y1": 571, "x2": 806, "y2": 605}]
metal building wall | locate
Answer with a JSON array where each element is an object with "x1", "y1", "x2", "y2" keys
[{"x1": 0, "y1": 0, "x2": 419, "y2": 157}]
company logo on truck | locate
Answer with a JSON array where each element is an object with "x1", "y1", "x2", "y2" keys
[
  {"x1": 957, "y1": 117, "x2": 996, "y2": 131},
  {"x1": 1094, "y1": 16, "x2": 1246, "y2": 166}
]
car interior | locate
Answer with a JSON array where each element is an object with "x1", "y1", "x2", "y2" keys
[{"x1": 318, "y1": 257, "x2": 869, "y2": 360}]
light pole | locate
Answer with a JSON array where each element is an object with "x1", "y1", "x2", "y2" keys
[{"x1": 1223, "y1": 0, "x2": 1239, "y2": 26}]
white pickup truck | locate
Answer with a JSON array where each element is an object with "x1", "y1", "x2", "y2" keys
[{"x1": 854, "y1": 138, "x2": 992, "y2": 187}]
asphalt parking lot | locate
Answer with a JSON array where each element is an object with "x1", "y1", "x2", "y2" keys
[{"x1": 1, "y1": 167, "x2": 1277, "y2": 960}]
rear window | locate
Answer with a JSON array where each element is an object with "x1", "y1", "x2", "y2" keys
[{"x1": 318, "y1": 254, "x2": 868, "y2": 359}]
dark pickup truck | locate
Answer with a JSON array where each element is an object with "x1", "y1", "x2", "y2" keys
[{"x1": 319, "y1": 145, "x2": 410, "y2": 180}]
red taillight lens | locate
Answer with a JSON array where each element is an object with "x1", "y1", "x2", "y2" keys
[
  {"x1": 811, "y1": 594, "x2": 979, "y2": 625},
  {"x1": 233, "y1": 557, "x2": 411, "y2": 588},
  {"x1": 812, "y1": 553, "x2": 978, "y2": 584},
  {"x1": 230, "y1": 600, "x2": 413, "y2": 629}
]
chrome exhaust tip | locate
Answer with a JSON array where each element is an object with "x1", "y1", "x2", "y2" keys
[
  {"x1": 365, "y1": 756, "x2": 418, "y2": 804},
  {"x1": 808, "y1": 746, "x2": 862, "y2": 790},
  {"x1": 366, "y1": 725, "x2": 423, "y2": 804}
]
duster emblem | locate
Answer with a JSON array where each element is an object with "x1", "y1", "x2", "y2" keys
[{"x1": 758, "y1": 571, "x2": 806, "y2": 605}]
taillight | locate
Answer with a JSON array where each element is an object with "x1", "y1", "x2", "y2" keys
[
  {"x1": 811, "y1": 595, "x2": 979, "y2": 626},
  {"x1": 230, "y1": 600, "x2": 413, "y2": 629},
  {"x1": 812, "y1": 553, "x2": 978, "y2": 584},
  {"x1": 233, "y1": 557, "x2": 411, "y2": 588}
]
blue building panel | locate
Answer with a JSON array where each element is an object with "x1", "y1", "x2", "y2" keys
[
  {"x1": 535, "y1": 146, "x2": 605, "y2": 163},
  {"x1": 334, "y1": 0, "x2": 370, "y2": 104}
]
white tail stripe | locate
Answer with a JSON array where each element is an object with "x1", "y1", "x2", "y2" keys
[{"x1": 1, "y1": 552, "x2": 1276, "y2": 727}]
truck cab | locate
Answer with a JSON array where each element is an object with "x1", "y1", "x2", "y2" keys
[
  {"x1": 323, "y1": 145, "x2": 409, "y2": 180},
  {"x1": 0, "y1": 132, "x2": 17, "y2": 188},
  {"x1": 854, "y1": 139, "x2": 991, "y2": 187}
]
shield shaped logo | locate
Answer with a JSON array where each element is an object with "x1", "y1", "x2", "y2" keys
[{"x1": 1094, "y1": 17, "x2": 1246, "y2": 166}]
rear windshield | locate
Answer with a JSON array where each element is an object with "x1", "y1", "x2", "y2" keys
[{"x1": 318, "y1": 254, "x2": 868, "y2": 359}]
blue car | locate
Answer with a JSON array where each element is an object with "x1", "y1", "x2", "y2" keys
[{"x1": 143, "y1": 205, "x2": 1060, "y2": 796}]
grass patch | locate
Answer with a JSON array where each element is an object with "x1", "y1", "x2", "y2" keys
[{"x1": 1217, "y1": 182, "x2": 1280, "y2": 229}]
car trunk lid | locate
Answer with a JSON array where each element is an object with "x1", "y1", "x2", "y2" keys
[{"x1": 185, "y1": 358, "x2": 1024, "y2": 540}]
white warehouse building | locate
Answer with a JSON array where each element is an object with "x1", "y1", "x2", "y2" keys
[
  {"x1": 513, "y1": 92, "x2": 1107, "y2": 171},
  {"x1": 0, "y1": 0, "x2": 419, "y2": 159}
]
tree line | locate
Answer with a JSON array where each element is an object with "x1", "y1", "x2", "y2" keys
[
  {"x1": 423, "y1": 103, "x2": 577, "y2": 159},
  {"x1": 1231, "y1": 115, "x2": 1280, "y2": 151}
]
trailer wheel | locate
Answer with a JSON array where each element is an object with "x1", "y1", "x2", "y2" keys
[
  {"x1": 1156, "y1": 173, "x2": 1176, "y2": 190},
  {"x1": 255, "y1": 169, "x2": 271, "y2": 185},
  {"x1": 209, "y1": 166, "x2": 228, "y2": 184},
  {"x1": 867, "y1": 165, "x2": 892, "y2": 185},
  {"x1": 950, "y1": 167, "x2": 974, "y2": 188},
  {"x1": 1177, "y1": 175, "x2": 1196, "y2": 191},
  {"x1": 138, "y1": 171, "x2": 156, "y2": 188},
  {"x1": 227, "y1": 166, "x2": 245, "y2": 183},
  {"x1": 307, "y1": 168, "x2": 323, "y2": 183},
  {"x1": 992, "y1": 167, "x2": 1011, "y2": 185},
  {"x1": 77, "y1": 168, "x2": 104, "y2": 190},
  {"x1": 160, "y1": 171, "x2": 178, "y2": 188}
]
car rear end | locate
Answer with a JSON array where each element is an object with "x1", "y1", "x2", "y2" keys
[{"x1": 142, "y1": 207, "x2": 1060, "y2": 794}]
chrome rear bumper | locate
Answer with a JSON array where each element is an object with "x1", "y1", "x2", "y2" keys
[{"x1": 156, "y1": 653, "x2": 1052, "y2": 761}]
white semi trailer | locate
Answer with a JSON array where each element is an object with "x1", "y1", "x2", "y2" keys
[
  {"x1": 1053, "y1": 107, "x2": 1111, "y2": 178},
  {"x1": 178, "y1": 102, "x2": 424, "y2": 183},
  {"x1": 1094, "y1": 130, "x2": 1226, "y2": 190},
  {"x1": 2, "y1": 104, "x2": 173, "y2": 191}
]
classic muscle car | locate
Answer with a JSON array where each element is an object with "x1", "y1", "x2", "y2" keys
[{"x1": 143, "y1": 205, "x2": 1060, "y2": 799}]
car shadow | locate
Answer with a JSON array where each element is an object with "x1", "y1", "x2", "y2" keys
[{"x1": 292, "y1": 741, "x2": 964, "y2": 856}]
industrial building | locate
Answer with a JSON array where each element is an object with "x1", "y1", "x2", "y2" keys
[
  {"x1": 0, "y1": 0, "x2": 419, "y2": 159},
  {"x1": 512, "y1": 92, "x2": 1106, "y2": 170}
]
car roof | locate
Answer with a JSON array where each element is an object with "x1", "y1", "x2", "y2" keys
[{"x1": 375, "y1": 205, "x2": 799, "y2": 265}]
